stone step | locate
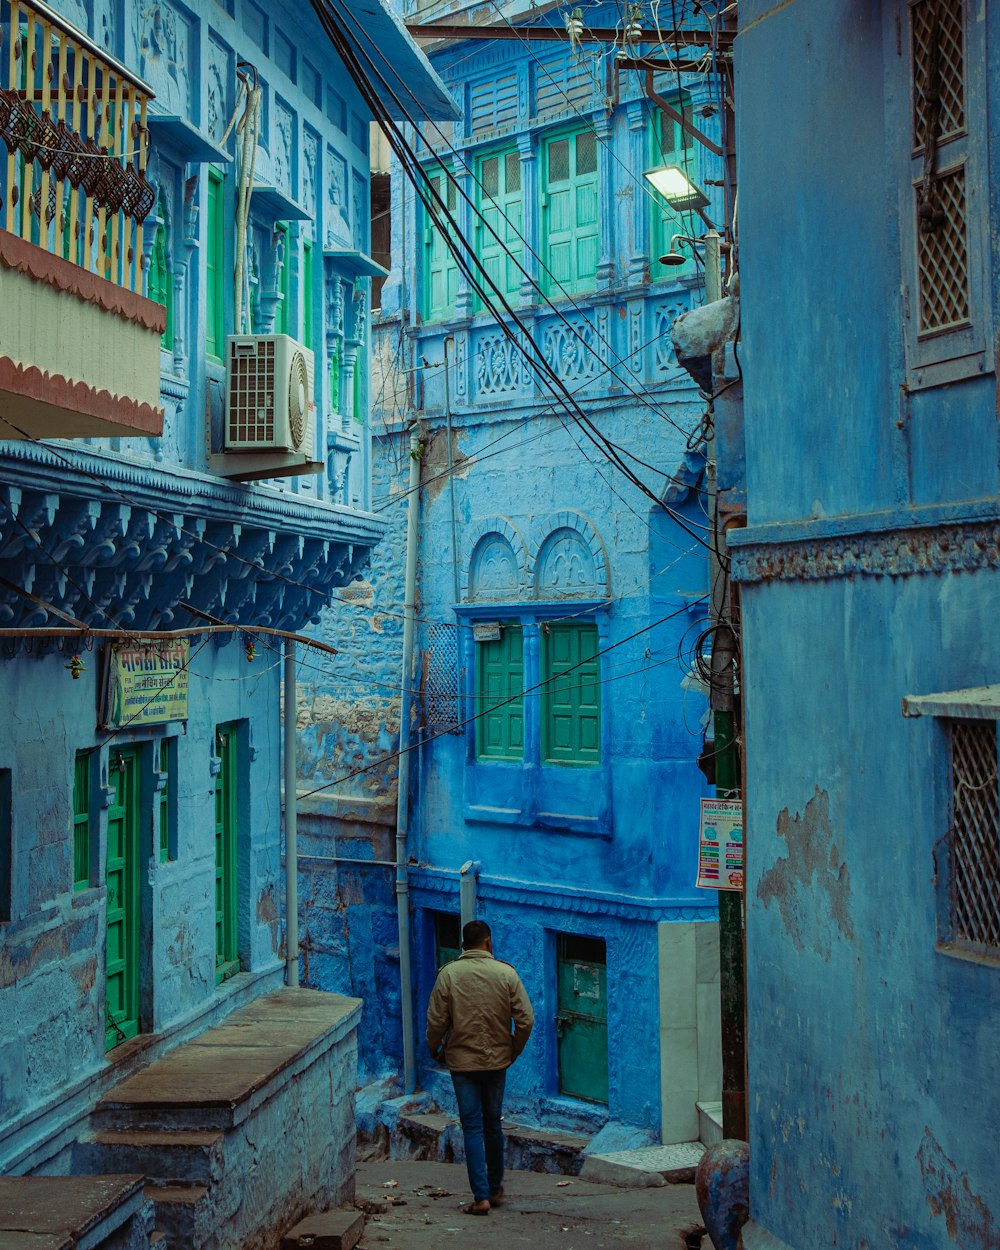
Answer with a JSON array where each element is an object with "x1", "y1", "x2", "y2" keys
[
  {"x1": 0, "y1": 1175, "x2": 150, "y2": 1250},
  {"x1": 146, "y1": 1184, "x2": 211, "y2": 1247},
  {"x1": 697, "y1": 1101, "x2": 723, "y2": 1148},
  {"x1": 390, "y1": 1112, "x2": 590, "y2": 1177},
  {"x1": 76, "y1": 1129, "x2": 226, "y2": 1186},
  {"x1": 281, "y1": 1208, "x2": 365, "y2": 1250},
  {"x1": 579, "y1": 1141, "x2": 706, "y2": 1188}
]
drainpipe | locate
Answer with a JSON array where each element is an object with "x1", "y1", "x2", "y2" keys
[
  {"x1": 396, "y1": 429, "x2": 422, "y2": 1094},
  {"x1": 442, "y1": 336, "x2": 460, "y2": 605},
  {"x1": 284, "y1": 638, "x2": 299, "y2": 988},
  {"x1": 459, "y1": 859, "x2": 480, "y2": 932}
]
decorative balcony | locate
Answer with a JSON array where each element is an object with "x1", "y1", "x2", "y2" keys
[{"x1": 0, "y1": 0, "x2": 164, "y2": 441}]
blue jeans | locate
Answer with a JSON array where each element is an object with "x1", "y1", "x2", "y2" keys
[{"x1": 451, "y1": 1069, "x2": 507, "y2": 1202}]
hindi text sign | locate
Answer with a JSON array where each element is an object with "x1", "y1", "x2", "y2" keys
[
  {"x1": 697, "y1": 797, "x2": 744, "y2": 891},
  {"x1": 105, "y1": 641, "x2": 190, "y2": 728}
]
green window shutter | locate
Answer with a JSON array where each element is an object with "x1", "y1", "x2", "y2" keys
[
  {"x1": 330, "y1": 337, "x2": 341, "y2": 415},
  {"x1": 423, "y1": 167, "x2": 459, "y2": 322},
  {"x1": 542, "y1": 623, "x2": 601, "y2": 766},
  {"x1": 303, "y1": 238, "x2": 314, "y2": 350},
  {"x1": 541, "y1": 127, "x2": 599, "y2": 296},
  {"x1": 275, "y1": 223, "x2": 291, "y2": 338},
  {"x1": 148, "y1": 194, "x2": 174, "y2": 351},
  {"x1": 651, "y1": 95, "x2": 698, "y2": 279},
  {"x1": 475, "y1": 146, "x2": 523, "y2": 309},
  {"x1": 353, "y1": 338, "x2": 366, "y2": 425},
  {"x1": 72, "y1": 751, "x2": 90, "y2": 890},
  {"x1": 214, "y1": 726, "x2": 239, "y2": 984},
  {"x1": 475, "y1": 625, "x2": 524, "y2": 761},
  {"x1": 206, "y1": 168, "x2": 226, "y2": 361}
]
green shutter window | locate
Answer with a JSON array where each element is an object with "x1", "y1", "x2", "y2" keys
[
  {"x1": 206, "y1": 168, "x2": 226, "y2": 361},
  {"x1": 330, "y1": 337, "x2": 341, "y2": 415},
  {"x1": 353, "y1": 338, "x2": 366, "y2": 425},
  {"x1": 541, "y1": 126, "x2": 599, "y2": 296},
  {"x1": 214, "y1": 726, "x2": 239, "y2": 984},
  {"x1": 72, "y1": 751, "x2": 90, "y2": 890},
  {"x1": 303, "y1": 237, "x2": 314, "y2": 350},
  {"x1": 542, "y1": 622, "x2": 601, "y2": 766},
  {"x1": 423, "y1": 167, "x2": 460, "y2": 322},
  {"x1": 475, "y1": 625, "x2": 524, "y2": 761},
  {"x1": 475, "y1": 145, "x2": 523, "y2": 308},
  {"x1": 147, "y1": 194, "x2": 174, "y2": 351},
  {"x1": 158, "y1": 738, "x2": 174, "y2": 864},
  {"x1": 651, "y1": 95, "x2": 698, "y2": 279}
]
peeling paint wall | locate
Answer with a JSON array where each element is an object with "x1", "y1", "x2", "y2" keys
[{"x1": 735, "y1": 1, "x2": 1000, "y2": 1244}]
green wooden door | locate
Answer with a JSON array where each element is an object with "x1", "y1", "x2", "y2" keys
[
  {"x1": 105, "y1": 748, "x2": 140, "y2": 1051},
  {"x1": 542, "y1": 128, "x2": 599, "y2": 295},
  {"x1": 556, "y1": 934, "x2": 608, "y2": 1103},
  {"x1": 542, "y1": 622, "x2": 601, "y2": 765},
  {"x1": 423, "y1": 167, "x2": 459, "y2": 322},
  {"x1": 475, "y1": 147, "x2": 523, "y2": 307},
  {"x1": 476, "y1": 625, "x2": 524, "y2": 761},
  {"x1": 214, "y1": 726, "x2": 239, "y2": 984}
]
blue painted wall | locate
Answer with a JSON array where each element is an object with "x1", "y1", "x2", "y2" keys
[
  {"x1": 0, "y1": 0, "x2": 440, "y2": 1171},
  {"x1": 299, "y1": 3, "x2": 721, "y2": 1133},
  {"x1": 733, "y1": 1, "x2": 1000, "y2": 1245}
]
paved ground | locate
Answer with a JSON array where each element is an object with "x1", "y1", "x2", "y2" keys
[{"x1": 355, "y1": 1160, "x2": 706, "y2": 1249}]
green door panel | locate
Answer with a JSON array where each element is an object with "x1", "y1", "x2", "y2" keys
[
  {"x1": 542, "y1": 128, "x2": 598, "y2": 296},
  {"x1": 105, "y1": 748, "x2": 140, "y2": 1051},
  {"x1": 214, "y1": 726, "x2": 239, "y2": 984},
  {"x1": 476, "y1": 625, "x2": 524, "y2": 761},
  {"x1": 543, "y1": 623, "x2": 601, "y2": 765},
  {"x1": 556, "y1": 934, "x2": 608, "y2": 1104}
]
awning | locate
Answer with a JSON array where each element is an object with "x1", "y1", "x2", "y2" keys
[{"x1": 324, "y1": 0, "x2": 460, "y2": 122}]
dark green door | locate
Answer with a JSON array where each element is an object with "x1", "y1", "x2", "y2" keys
[
  {"x1": 434, "y1": 912, "x2": 462, "y2": 971},
  {"x1": 106, "y1": 747, "x2": 140, "y2": 1051},
  {"x1": 214, "y1": 726, "x2": 239, "y2": 984},
  {"x1": 556, "y1": 934, "x2": 608, "y2": 1103}
]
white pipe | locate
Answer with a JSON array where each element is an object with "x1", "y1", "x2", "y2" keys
[
  {"x1": 460, "y1": 859, "x2": 480, "y2": 933},
  {"x1": 284, "y1": 638, "x2": 299, "y2": 988},
  {"x1": 396, "y1": 429, "x2": 421, "y2": 1094}
]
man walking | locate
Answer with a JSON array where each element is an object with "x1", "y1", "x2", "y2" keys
[{"x1": 426, "y1": 919, "x2": 534, "y2": 1215}]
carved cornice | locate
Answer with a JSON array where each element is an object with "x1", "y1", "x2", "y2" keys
[
  {"x1": 0, "y1": 445, "x2": 384, "y2": 632},
  {"x1": 0, "y1": 357, "x2": 163, "y2": 438},
  {"x1": 730, "y1": 517, "x2": 1000, "y2": 585},
  {"x1": 410, "y1": 867, "x2": 716, "y2": 923},
  {"x1": 0, "y1": 231, "x2": 165, "y2": 334}
]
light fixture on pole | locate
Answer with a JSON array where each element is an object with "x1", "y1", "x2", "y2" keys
[{"x1": 642, "y1": 163, "x2": 710, "y2": 212}]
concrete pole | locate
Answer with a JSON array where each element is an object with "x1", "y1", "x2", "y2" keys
[
  {"x1": 396, "y1": 429, "x2": 421, "y2": 1094},
  {"x1": 284, "y1": 638, "x2": 299, "y2": 988}
]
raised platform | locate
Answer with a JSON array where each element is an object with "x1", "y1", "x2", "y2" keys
[
  {"x1": 75, "y1": 989, "x2": 362, "y2": 1250},
  {"x1": 0, "y1": 1174, "x2": 151, "y2": 1250}
]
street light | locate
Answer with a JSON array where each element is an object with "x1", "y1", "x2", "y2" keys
[
  {"x1": 642, "y1": 163, "x2": 710, "y2": 212},
  {"x1": 660, "y1": 232, "x2": 725, "y2": 304}
]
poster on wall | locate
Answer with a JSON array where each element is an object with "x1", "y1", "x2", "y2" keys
[
  {"x1": 696, "y1": 797, "x2": 744, "y2": 891},
  {"x1": 100, "y1": 640, "x2": 190, "y2": 729}
]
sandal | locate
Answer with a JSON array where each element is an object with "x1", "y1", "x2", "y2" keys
[
  {"x1": 489, "y1": 1187, "x2": 505, "y2": 1206},
  {"x1": 463, "y1": 1203, "x2": 490, "y2": 1216}
]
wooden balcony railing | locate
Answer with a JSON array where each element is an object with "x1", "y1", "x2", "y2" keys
[{"x1": 0, "y1": 0, "x2": 155, "y2": 293}]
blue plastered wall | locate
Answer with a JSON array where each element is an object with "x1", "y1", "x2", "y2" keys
[{"x1": 733, "y1": 1, "x2": 1000, "y2": 1245}]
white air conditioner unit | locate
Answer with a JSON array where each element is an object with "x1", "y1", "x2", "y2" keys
[{"x1": 224, "y1": 334, "x2": 315, "y2": 454}]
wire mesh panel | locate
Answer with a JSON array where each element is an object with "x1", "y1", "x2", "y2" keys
[
  {"x1": 424, "y1": 623, "x2": 461, "y2": 733},
  {"x1": 912, "y1": 0, "x2": 965, "y2": 148},
  {"x1": 950, "y1": 719, "x2": 1000, "y2": 952},
  {"x1": 916, "y1": 166, "x2": 970, "y2": 332}
]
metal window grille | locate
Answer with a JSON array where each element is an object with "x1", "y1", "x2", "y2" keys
[
  {"x1": 506, "y1": 150, "x2": 522, "y2": 193},
  {"x1": 548, "y1": 138, "x2": 570, "y2": 182},
  {"x1": 576, "y1": 129, "x2": 597, "y2": 175},
  {"x1": 949, "y1": 719, "x2": 1000, "y2": 952},
  {"x1": 912, "y1": 0, "x2": 965, "y2": 149},
  {"x1": 916, "y1": 165, "x2": 970, "y2": 331},
  {"x1": 423, "y1": 623, "x2": 461, "y2": 732},
  {"x1": 482, "y1": 156, "x2": 499, "y2": 197}
]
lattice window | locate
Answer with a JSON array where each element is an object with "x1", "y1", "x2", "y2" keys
[
  {"x1": 916, "y1": 165, "x2": 970, "y2": 332},
  {"x1": 424, "y1": 623, "x2": 461, "y2": 733},
  {"x1": 912, "y1": 0, "x2": 964, "y2": 149},
  {"x1": 949, "y1": 719, "x2": 1000, "y2": 953}
]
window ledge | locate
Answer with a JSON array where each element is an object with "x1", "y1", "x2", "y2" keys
[
  {"x1": 902, "y1": 684, "x2": 1000, "y2": 719},
  {"x1": 936, "y1": 941, "x2": 1000, "y2": 970}
]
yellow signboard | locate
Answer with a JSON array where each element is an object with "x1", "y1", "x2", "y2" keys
[{"x1": 104, "y1": 640, "x2": 190, "y2": 728}]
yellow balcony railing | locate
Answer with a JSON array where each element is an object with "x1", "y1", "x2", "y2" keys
[{"x1": 0, "y1": 0, "x2": 155, "y2": 293}]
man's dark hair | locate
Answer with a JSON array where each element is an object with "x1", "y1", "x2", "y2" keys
[{"x1": 462, "y1": 919, "x2": 492, "y2": 950}]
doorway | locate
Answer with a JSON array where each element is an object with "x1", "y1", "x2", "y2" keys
[
  {"x1": 214, "y1": 724, "x2": 239, "y2": 984},
  {"x1": 105, "y1": 746, "x2": 140, "y2": 1051},
  {"x1": 556, "y1": 933, "x2": 609, "y2": 1103}
]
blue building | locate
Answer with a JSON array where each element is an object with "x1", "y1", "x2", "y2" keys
[
  {"x1": 297, "y1": 3, "x2": 726, "y2": 1145},
  {"x1": 729, "y1": 0, "x2": 1000, "y2": 1245},
  {"x1": 0, "y1": 0, "x2": 451, "y2": 1241}
]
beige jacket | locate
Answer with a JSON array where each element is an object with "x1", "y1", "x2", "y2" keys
[{"x1": 426, "y1": 949, "x2": 534, "y2": 1072}]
